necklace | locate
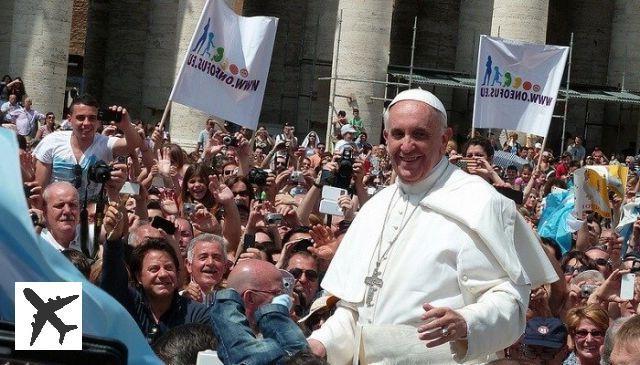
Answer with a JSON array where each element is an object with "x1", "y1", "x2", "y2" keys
[{"x1": 364, "y1": 163, "x2": 449, "y2": 307}]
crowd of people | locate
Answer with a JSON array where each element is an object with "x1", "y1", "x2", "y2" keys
[{"x1": 5, "y1": 86, "x2": 640, "y2": 365}]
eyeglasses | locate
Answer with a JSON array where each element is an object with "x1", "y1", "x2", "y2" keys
[
  {"x1": 248, "y1": 287, "x2": 284, "y2": 297},
  {"x1": 562, "y1": 264, "x2": 589, "y2": 275},
  {"x1": 234, "y1": 190, "x2": 251, "y2": 197},
  {"x1": 288, "y1": 268, "x2": 319, "y2": 282},
  {"x1": 574, "y1": 329, "x2": 604, "y2": 338}
]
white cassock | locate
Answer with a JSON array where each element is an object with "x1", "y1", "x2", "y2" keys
[{"x1": 309, "y1": 157, "x2": 558, "y2": 364}]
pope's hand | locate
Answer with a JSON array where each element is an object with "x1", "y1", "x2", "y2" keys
[{"x1": 417, "y1": 303, "x2": 468, "y2": 348}]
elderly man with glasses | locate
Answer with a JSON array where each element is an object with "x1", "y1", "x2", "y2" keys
[{"x1": 209, "y1": 259, "x2": 308, "y2": 364}]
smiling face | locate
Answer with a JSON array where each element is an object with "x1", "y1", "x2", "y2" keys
[
  {"x1": 573, "y1": 319, "x2": 605, "y2": 362},
  {"x1": 187, "y1": 240, "x2": 227, "y2": 292},
  {"x1": 384, "y1": 101, "x2": 451, "y2": 184},
  {"x1": 187, "y1": 175, "x2": 208, "y2": 200},
  {"x1": 137, "y1": 250, "x2": 178, "y2": 300},
  {"x1": 70, "y1": 103, "x2": 99, "y2": 142}
]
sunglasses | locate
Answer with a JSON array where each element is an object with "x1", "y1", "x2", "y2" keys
[
  {"x1": 593, "y1": 258, "x2": 611, "y2": 267},
  {"x1": 288, "y1": 268, "x2": 318, "y2": 282},
  {"x1": 562, "y1": 264, "x2": 589, "y2": 275},
  {"x1": 574, "y1": 329, "x2": 604, "y2": 338},
  {"x1": 520, "y1": 344, "x2": 559, "y2": 360}
]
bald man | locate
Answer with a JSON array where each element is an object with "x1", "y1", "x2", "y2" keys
[{"x1": 210, "y1": 259, "x2": 308, "y2": 364}]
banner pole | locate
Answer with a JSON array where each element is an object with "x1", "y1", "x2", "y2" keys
[
  {"x1": 536, "y1": 135, "x2": 547, "y2": 170},
  {"x1": 158, "y1": 100, "x2": 172, "y2": 131}
]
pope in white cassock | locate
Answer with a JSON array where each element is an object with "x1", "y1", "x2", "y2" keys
[{"x1": 307, "y1": 89, "x2": 559, "y2": 364}]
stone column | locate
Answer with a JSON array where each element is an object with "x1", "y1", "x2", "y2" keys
[
  {"x1": 327, "y1": 0, "x2": 394, "y2": 145},
  {"x1": 82, "y1": 0, "x2": 109, "y2": 102},
  {"x1": 0, "y1": 1, "x2": 15, "y2": 73},
  {"x1": 142, "y1": 0, "x2": 179, "y2": 123},
  {"x1": 9, "y1": 0, "x2": 73, "y2": 118},
  {"x1": 607, "y1": 1, "x2": 640, "y2": 154},
  {"x1": 101, "y1": 0, "x2": 150, "y2": 118},
  {"x1": 491, "y1": 0, "x2": 549, "y2": 146},
  {"x1": 491, "y1": 0, "x2": 549, "y2": 43},
  {"x1": 170, "y1": 0, "x2": 242, "y2": 149},
  {"x1": 452, "y1": 0, "x2": 494, "y2": 129},
  {"x1": 456, "y1": 0, "x2": 494, "y2": 74}
]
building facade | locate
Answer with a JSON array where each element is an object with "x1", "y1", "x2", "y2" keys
[{"x1": 1, "y1": 0, "x2": 638, "y2": 154}]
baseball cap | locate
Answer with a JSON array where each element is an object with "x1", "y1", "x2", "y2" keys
[
  {"x1": 341, "y1": 124, "x2": 357, "y2": 135},
  {"x1": 386, "y1": 89, "x2": 447, "y2": 124},
  {"x1": 298, "y1": 295, "x2": 339, "y2": 324},
  {"x1": 522, "y1": 317, "x2": 567, "y2": 349}
]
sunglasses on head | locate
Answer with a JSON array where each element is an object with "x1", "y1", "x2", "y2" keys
[
  {"x1": 562, "y1": 264, "x2": 589, "y2": 275},
  {"x1": 288, "y1": 268, "x2": 318, "y2": 282}
]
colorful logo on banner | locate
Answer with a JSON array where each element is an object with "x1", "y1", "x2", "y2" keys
[
  {"x1": 479, "y1": 55, "x2": 554, "y2": 107},
  {"x1": 187, "y1": 17, "x2": 260, "y2": 92}
]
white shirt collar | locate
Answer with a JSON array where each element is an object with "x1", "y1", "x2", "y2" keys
[
  {"x1": 396, "y1": 156, "x2": 448, "y2": 196},
  {"x1": 41, "y1": 228, "x2": 78, "y2": 251}
]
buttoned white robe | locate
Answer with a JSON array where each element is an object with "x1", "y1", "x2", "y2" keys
[{"x1": 309, "y1": 159, "x2": 558, "y2": 364}]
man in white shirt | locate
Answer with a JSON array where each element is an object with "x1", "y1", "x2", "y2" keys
[
  {"x1": 33, "y1": 94, "x2": 143, "y2": 200},
  {"x1": 333, "y1": 124, "x2": 357, "y2": 154},
  {"x1": 1, "y1": 94, "x2": 19, "y2": 123},
  {"x1": 7, "y1": 97, "x2": 45, "y2": 138},
  {"x1": 308, "y1": 89, "x2": 557, "y2": 364}
]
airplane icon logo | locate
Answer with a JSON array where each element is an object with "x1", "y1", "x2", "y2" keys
[
  {"x1": 15, "y1": 282, "x2": 82, "y2": 350},
  {"x1": 23, "y1": 288, "x2": 79, "y2": 346}
]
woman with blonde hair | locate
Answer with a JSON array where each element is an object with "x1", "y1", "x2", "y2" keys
[{"x1": 563, "y1": 305, "x2": 609, "y2": 365}]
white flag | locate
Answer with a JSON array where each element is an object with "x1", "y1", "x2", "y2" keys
[
  {"x1": 472, "y1": 36, "x2": 568, "y2": 137},
  {"x1": 169, "y1": 0, "x2": 278, "y2": 130}
]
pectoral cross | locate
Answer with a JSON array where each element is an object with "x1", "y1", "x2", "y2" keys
[{"x1": 364, "y1": 267, "x2": 383, "y2": 307}]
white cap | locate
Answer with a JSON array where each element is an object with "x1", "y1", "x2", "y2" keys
[
  {"x1": 534, "y1": 142, "x2": 542, "y2": 149},
  {"x1": 387, "y1": 89, "x2": 447, "y2": 124},
  {"x1": 341, "y1": 124, "x2": 357, "y2": 135}
]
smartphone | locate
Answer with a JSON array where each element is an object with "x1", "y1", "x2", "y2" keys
[
  {"x1": 620, "y1": 273, "x2": 636, "y2": 300},
  {"x1": 151, "y1": 216, "x2": 176, "y2": 235},
  {"x1": 119, "y1": 181, "x2": 140, "y2": 196},
  {"x1": 319, "y1": 199, "x2": 344, "y2": 216},
  {"x1": 322, "y1": 186, "x2": 347, "y2": 201},
  {"x1": 97, "y1": 107, "x2": 122, "y2": 123}
]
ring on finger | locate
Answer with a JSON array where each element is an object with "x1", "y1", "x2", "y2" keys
[{"x1": 441, "y1": 326, "x2": 449, "y2": 337}]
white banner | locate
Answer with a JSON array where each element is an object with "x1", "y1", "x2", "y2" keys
[
  {"x1": 169, "y1": 0, "x2": 278, "y2": 130},
  {"x1": 472, "y1": 36, "x2": 568, "y2": 137}
]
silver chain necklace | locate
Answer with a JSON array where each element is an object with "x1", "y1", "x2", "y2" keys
[{"x1": 364, "y1": 163, "x2": 449, "y2": 307}]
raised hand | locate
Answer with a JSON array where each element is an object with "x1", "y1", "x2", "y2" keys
[
  {"x1": 157, "y1": 147, "x2": 172, "y2": 177},
  {"x1": 308, "y1": 224, "x2": 339, "y2": 261},
  {"x1": 208, "y1": 175, "x2": 234, "y2": 205}
]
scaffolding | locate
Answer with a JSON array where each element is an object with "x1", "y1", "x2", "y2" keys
[{"x1": 318, "y1": 8, "x2": 640, "y2": 154}]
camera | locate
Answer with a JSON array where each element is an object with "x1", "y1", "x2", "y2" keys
[
  {"x1": 335, "y1": 147, "x2": 354, "y2": 189},
  {"x1": 97, "y1": 107, "x2": 122, "y2": 123},
  {"x1": 222, "y1": 135, "x2": 238, "y2": 147},
  {"x1": 319, "y1": 148, "x2": 354, "y2": 189},
  {"x1": 87, "y1": 160, "x2": 113, "y2": 184},
  {"x1": 265, "y1": 213, "x2": 283, "y2": 225},
  {"x1": 580, "y1": 284, "x2": 597, "y2": 298},
  {"x1": 290, "y1": 170, "x2": 304, "y2": 183},
  {"x1": 247, "y1": 168, "x2": 269, "y2": 187}
]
